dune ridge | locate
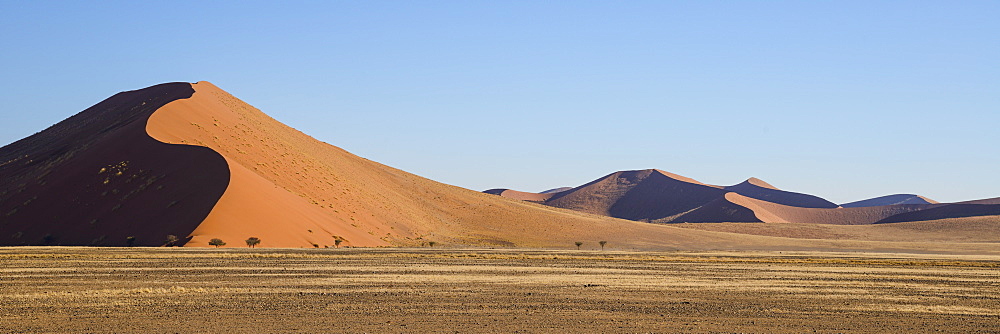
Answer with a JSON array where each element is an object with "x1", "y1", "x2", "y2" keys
[{"x1": 841, "y1": 194, "x2": 938, "y2": 207}]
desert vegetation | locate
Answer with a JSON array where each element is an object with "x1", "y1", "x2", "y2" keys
[
  {"x1": 209, "y1": 238, "x2": 226, "y2": 248},
  {"x1": 164, "y1": 235, "x2": 179, "y2": 247},
  {"x1": 245, "y1": 237, "x2": 260, "y2": 248}
]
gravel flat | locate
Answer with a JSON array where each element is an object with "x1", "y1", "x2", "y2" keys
[{"x1": 2, "y1": 247, "x2": 998, "y2": 333}]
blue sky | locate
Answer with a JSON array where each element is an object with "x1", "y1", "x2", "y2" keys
[{"x1": 1, "y1": 1, "x2": 997, "y2": 203}]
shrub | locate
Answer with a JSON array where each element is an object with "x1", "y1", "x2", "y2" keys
[
  {"x1": 428, "y1": 241, "x2": 437, "y2": 248},
  {"x1": 164, "y1": 235, "x2": 179, "y2": 247},
  {"x1": 209, "y1": 238, "x2": 226, "y2": 248},
  {"x1": 245, "y1": 237, "x2": 261, "y2": 248}
]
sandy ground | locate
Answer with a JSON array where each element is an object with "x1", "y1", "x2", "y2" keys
[{"x1": 2, "y1": 247, "x2": 998, "y2": 333}]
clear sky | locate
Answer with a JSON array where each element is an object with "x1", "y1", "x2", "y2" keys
[{"x1": 1, "y1": 1, "x2": 997, "y2": 203}]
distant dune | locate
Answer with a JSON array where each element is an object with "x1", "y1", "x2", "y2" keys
[
  {"x1": 486, "y1": 170, "x2": 844, "y2": 222},
  {"x1": 841, "y1": 194, "x2": 938, "y2": 207},
  {"x1": 485, "y1": 170, "x2": 1000, "y2": 226},
  {"x1": 679, "y1": 193, "x2": 940, "y2": 225}
]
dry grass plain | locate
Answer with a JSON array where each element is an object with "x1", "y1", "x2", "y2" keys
[{"x1": 2, "y1": 247, "x2": 999, "y2": 333}]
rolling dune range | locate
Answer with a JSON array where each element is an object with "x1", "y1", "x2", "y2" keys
[{"x1": 2, "y1": 81, "x2": 998, "y2": 252}]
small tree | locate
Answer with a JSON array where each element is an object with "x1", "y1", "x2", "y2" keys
[
  {"x1": 575, "y1": 241, "x2": 583, "y2": 250},
  {"x1": 334, "y1": 238, "x2": 343, "y2": 248},
  {"x1": 126, "y1": 236, "x2": 136, "y2": 247},
  {"x1": 245, "y1": 237, "x2": 261, "y2": 248},
  {"x1": 41, "y1": 234, "x2": 55, "y2": 245},
  {"x1": 209, "y1": 238, "x2": 226, "y2": 248},
  {"x1": 165, "y1": 235, "x2": 179, "y2": 247},
  {"x1": 599, "y1": 240, "x2": 607, "y2": 250},
  {"x1": 428, "y1": 241, "x2": 437, "y2": 248}
]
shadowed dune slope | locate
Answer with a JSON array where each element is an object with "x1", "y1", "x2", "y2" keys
[
  {"x1": 957, "y1": 197, "x2": 1000, "y2": 205},
  {"x1": 0, "y1": 83, "x2": 229, "y2": 246},
  {"x1": 841, "y1": 194, "x2": 938, "y2": 207},
  {"x1": 875, "y1": 203, "x2": 1000, "y2": 223}
]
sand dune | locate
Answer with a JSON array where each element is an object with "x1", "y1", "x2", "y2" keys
[
  {"x1": 841, "y1": 194, "x2": 938, "y2": 207},
  {"x1": 543, "y1": 169, "x2": 728, "y2": 221}
]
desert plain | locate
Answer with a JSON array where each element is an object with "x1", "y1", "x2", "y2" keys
[{"x1": 2, "y1": 247, "x2": 998, "y2": 333}]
